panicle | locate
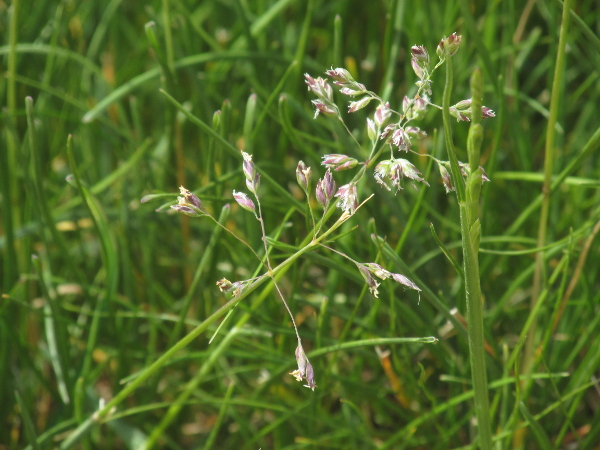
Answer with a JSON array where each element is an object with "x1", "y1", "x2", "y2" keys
[
  {"x1": 316, "y1": 169, "x2": 337, "y2": 208},
  {"x1": 374, "y1": 102, "x2": 392, "y2": 128},
  {"x1": 438, "y1": 164, "x2": 454, "y2": 193},
  {"x1": 325, "y1": 67, "x2": 367, "y2": 95},
  {"x1": 449, "y1": 99, "x2": 495, "y2": 122},
  {"x1": 290, "y1": 342, "x2": 317, "y2": 391},
  {"x1": 402, "y1": 96, "x2": 428, "y2": 121},
  {"x1": 321, "y1": 154, "x2": 358, "y2": 171},
  {"x1": 348, "y1": 96, "x2": 373, "y2": 113},
  {"x1": 305, "y1": 74, "x2": 338, "y2": 119},
  {"x1": 296, "y1": 160, "x2": 312, "y2": 192},
  {"x1": 233, "y1": 190, "x2": 256, "y2": 213},
  {"x1": 334, "y1": 183, "x2": 359, "y2": 214},
  {"x1": 411, "y1": 45, "x2": 430, "y2": 80},
  {"x1": 171, "y1": 186, "x2": 206, "y2": 217},
  {"x1": 216, "y1": 278, "x2": 246, "y2": 297},
  {"x1": 367, "y1": 118, "x2": 377, "y2": 141},
  {"x1": 241, "y1": 151, "x2": 260, "y2": 194},
  {"x1": 356, "y1": 263, "x2": 380, "y2": 298},
  {"x1": 357, "y1": 262, "x2": 421, "y2": 298},
  {"x1": 374, "y1": 159, "x2": 429, "y2": 193},
  {"x1": 436, "y1": 32, "x2": 462, "y2": 60}
]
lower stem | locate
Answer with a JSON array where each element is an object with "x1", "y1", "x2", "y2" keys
[
  {"x1": 442, "y1": 55, "x2": 492, "y2": 449},
  {"x1": 459, "y1": 203, "x2": 492, "y2": 449}
]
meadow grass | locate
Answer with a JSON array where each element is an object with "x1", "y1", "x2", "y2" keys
[{"x1": 2, "y1": 0, "x2": 600, "y2": 448}]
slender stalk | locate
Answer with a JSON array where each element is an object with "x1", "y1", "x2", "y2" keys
[
  {"x1": 442, "y1": 57, "x2": 492, "y2": 449},
  {"x1": 168, "y1": 205, "x2": 231, "y2": 346},
  {"x1": 524, "y1": 0, "x2": 573, "y2": 374},
  {"x1": 256, "y1": 196, "x2": 302, "y2": 342}
]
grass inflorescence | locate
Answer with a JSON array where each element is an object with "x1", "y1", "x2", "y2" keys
[{"x1": 2, "y1": 1, "x2": 600, "y2": 448}]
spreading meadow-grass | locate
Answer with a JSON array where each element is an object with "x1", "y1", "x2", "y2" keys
[{"x1": 2, "y1": 0, "x2": 600, "y2": 448}]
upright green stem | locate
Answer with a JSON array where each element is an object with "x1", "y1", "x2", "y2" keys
[
  {"x1": 524, "y1": 0, "x2": 573, "y2": 374},
  {"x1": 442, "y1": 57, "x2": 492, "y2": 449}
]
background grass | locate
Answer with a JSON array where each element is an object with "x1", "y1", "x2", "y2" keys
[{"x1": 2, "y1": 0, "x2": 600, "y2": 448}]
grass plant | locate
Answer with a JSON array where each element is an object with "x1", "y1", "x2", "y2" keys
[{"x1": 2, "y1": 1, "x2": 600, "y2": 449}]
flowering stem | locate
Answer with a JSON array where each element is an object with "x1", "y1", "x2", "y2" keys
[
  {"x1": 305, "y1": 194, "x2": 317, "y2": 241},
  {"x1": 338, "y1": 116, "x2": 364, "y2": 156},
  {"x1": 442, "y1": 57, "x2": 492, "y2": 449},
  {"x1": 207, "y1": 214, "x2": 266, "y2": 267},
  {"x1": 255, "y1": 196, "x2": 302, "y2": 341},
  {"x1": 318, "y1": 243, "x2": 359, "y2": 264}
]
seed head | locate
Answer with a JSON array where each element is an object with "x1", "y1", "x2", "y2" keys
[
  {"x1": 416, "y1": 79, "x2": 432, "y2": 97},
  {"x1": 170, "y1": 204, "x2": 198, "y2": 216},
  {"x1": 364, "y1": 263, "x2": 392, "y2": 280},
  {"x1": 171, "y1": 186, "x2": 206, "y2": 216},
  {"x1": 310, "y1": 99, "x2": 338, "y2": 119},
  {"x1": 316, "y1": 169, "x2": 337, "y2": 208},
  {"x1": 391, "y1": 127, "x2": 411, "y2": 152},
  {"x1": 321, "y1": 154, "x2": 358, "y2": 171},
  {"x1": 232, "y1": 190, "x2": 255, "y2": 213},
  {"x1": 339, "y1": 87, "x2": 364, "y2": 96},
  {"x1": 216, "y1": 278, "x2": 246, "y2": 297},
  {"x1": 325, "y1": 67, "x2": 367, "y2": 96},
  {"x1": 397, "y1": 159, "x2": 429, "y2": 187},
  {"x1": 296, "y1": 160, "x2": 312, "y2": 192},
  {"x1": 356, "y1": 263, "x2": 380, "y2": 298},
  {"x1": 305, "y1": 73, "x2": 339, "y2": 119},
  {"x1": 216, "y1": 278, "x2": 233, "y2": 292},
  {"x1": 304, "y1": 361, "x2": 316, "y2": 391},
  {"x1": 436, "y1": 32, "x2": 462, "y2": 59},
  {"x1": 380, "y1": 124, "x2": 396, "y2": 141},
  {"x1": 290, "y1": 342, "x2": 317, "y2": 391},
  {"x1": 438, "y1": 164, "x2": 454, "y2": 193},
  {"x1": 241, "y1": 151, "x2": 255, "y2": 181},
  {"x1": 374, "y1": 160, "x2": 394, "y2": 191},
  {"x1": 449, "y1": 99, "x2": 496, "y2": 122},
  {"x1": 348, "y1": 96, "x2": 373, "y2": 113},
  {"x1": 323, "y1": 168, "x2": 337, "y2": 201},
  {"x1": 334, "y1": 183, "x2": 359, "y2": 214},
  {"x1": 403, "y1": 96, "x2": 428, "y2": 121},
  {"x1": 405, "y1": 126, "x2": 427, "y2": 140},
  {"x1": 411, "y1": 45, "x2": 430, "y2": 79},
  {"x1": 374, "y1": 102, "x2": 392, "y2": 128},
  {"x1": 367, "y1": 118, "x2": 377, "y2": 141},
  {"x1": 391, "y1": 273, "x2": 421, "y2": 291},
  {"x1": 481, "y1": 106, "x2": 495, "y2": 119},
  {"x1": 304, "y1": 74, "x2": 333, "y2": 102},
  {"x1": 375, "y1": 159, "x2": 428, "y2": 193},
  {"x1": 316, "y1": 179, "x2": 327, "y2": 208},
  {"x1": 459, "y1": 162, "x2": 490, "y2": 183},
  {"x1": 241, "y1": 151, "x2": 260, "y2": 194},
  {"x1": 180, "y1": 186, "x2": 204, "y2": 210},
  {"x1": 357, "y1": 262, "x2": 421, "y2": 297},
  {"x1": 325, "y1": 67, "x2": 353, "y2": 84}
]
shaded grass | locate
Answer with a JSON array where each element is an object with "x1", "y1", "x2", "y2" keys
[{"x1": 2, "y1": 0, "x2": 600, "y2": 448}]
